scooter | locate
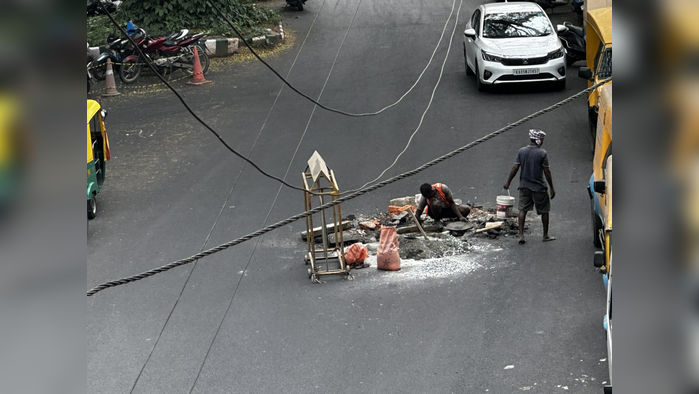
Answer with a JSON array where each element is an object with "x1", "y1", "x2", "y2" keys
[
  {"x1": 286, "y1": 0, "x2": 306, "y2": 11},
  {"x1": 557, "y1": 22, "x2": 586, "y2": 66}
]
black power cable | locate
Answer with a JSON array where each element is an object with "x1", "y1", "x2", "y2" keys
[
  {"x1": 86, "y1": 77, "x2": 611, "y2": 297},
  {"x1": 96, "y1": 0, "x2": 315, "y2": 195}
]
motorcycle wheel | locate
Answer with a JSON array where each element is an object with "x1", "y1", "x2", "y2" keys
[
  {"x1": 119, "y1": 60, "x2": 142, "y2": 84},
  {"x1": 183, "y1": 45, "x2": 209, "y2": 76},
  {"x1": 92, "y1": 64, "x2": 107, "y2": 81}
]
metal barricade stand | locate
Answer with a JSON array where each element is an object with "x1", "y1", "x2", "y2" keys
[{"x1": 302, "y1": 152, "x2": 351, "y2": 283}]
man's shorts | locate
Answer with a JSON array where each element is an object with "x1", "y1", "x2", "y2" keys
[
  {"x1": 519, "y1": 188, "x2": 550, "y2": 214},
  {"x1": 427, "y1": 205, "x2": 457, "y2": 220}
]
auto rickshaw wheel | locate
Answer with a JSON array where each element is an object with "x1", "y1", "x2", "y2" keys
[{"x1": 88, "y1": 195, "x2": 97, "y2": 220}]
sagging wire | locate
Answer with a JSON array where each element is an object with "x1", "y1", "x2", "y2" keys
[
  {"x1": 95, "y1": 0, "x2": 317, "y2": 195},
  {"x1": 87, "y1": 77, "x2": 611, "y2": 297},
  {"x1": 340, "y1": 0, "x2": 463, "y2": 196},
  {"x1": 206, "y1": 0, "x2": 459, "y2": 117}
]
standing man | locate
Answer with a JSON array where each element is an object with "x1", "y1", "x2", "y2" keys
[
  {"x1": 503, "y1": 129, "x2": 556, "y2": 244},
  {"x1": 416, "y1": 183, "x2": 470, "y2": 226}
]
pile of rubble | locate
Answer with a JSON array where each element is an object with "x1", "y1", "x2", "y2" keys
[{"x1": 299, "y1": 195, "x2": 530, "y2": 261}]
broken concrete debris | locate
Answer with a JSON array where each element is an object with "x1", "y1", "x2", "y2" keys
[
  {"x1": 390, "y1": 210, "x2": 410, "y2": 223},
  {"x1": 396, "y1": 222, "x2": 443, "y2": 234},
  {"x1": 299, "y1": 197, "x2": 531, "y2": 265},
  {"x1": 389, "y1": 196, "x2": 419, "y2": 207},
  {"x1": 359, "y1": 221, "x2": 380, "y2": 230}
]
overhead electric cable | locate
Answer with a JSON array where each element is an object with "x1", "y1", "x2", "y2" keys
[
  {"x1": 341, "y1": 0, "x2": 463, "y2": 195},
  {"x1": 207, "y1": 0, "x2": 459, "y2": 117},
  {"x1": 96, "y1": 0, "x2": 316, "y2": 195},
  {"x1": 87, "y1": 77, "x2": 612, "y2": 297}
]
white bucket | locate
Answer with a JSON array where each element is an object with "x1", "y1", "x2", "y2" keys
[{"x1": 496, "y1": 192, "x2": 515, "y2": 219}]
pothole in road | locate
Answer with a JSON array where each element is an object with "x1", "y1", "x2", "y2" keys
[{"x1": 302, "y1": 205, "x2": 528, "y2": 283}]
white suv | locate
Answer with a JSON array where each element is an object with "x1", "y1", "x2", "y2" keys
[{"x1": 463, "y1": 2, "x2": 567, "y2": 91}]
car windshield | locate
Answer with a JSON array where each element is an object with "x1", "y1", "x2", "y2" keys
[{"x1": 482, "y1": 11, "x2": 553, "y2": 38}]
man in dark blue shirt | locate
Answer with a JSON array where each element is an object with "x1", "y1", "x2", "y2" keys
[{"x1": 503, "y1": 129, "x2": 556, "y2": 244}]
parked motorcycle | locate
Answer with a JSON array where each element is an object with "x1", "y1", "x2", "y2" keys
[
  {"x1": 90, "y1": 33, "x2": 133, "y2": 81},
  {"x1": 557, "y1": 22, "x2": 585, "y2": 66},
  {"x1": 286, "y1": 0, "x2": 306, "y2": 11},
  {"x1": 572, "y1": 0, "x2": 584, "y2": 14},
  {"x1": 119, "y1": 28, "x2": 209, "y2": 84}
]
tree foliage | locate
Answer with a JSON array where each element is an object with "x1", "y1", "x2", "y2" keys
[{"x1": 118, "y1": 0, "x2": 279, "y2": 35}]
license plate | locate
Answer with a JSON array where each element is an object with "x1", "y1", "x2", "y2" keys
[{"x1": 514, "y1": 68, "x2": 540, "y2": 75}]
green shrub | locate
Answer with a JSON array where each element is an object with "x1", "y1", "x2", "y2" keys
[
  {"x1": 87, "y1": 13, "x2": 126, "y2": 45},
  {"x1": 88, "y1": 0, "x2": 280, "y2": 45},
  {"x1": 119, "y1": 0, "x2": 279, "y2": 35}
]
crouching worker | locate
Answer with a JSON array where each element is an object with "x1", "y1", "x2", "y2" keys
[{"x1": 416, "y1": 183, "x2": 470, "y2": 226}]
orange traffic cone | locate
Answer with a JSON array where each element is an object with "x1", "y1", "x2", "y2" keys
[
  {"x1": 187, "y1": 46, "x2": 212, "y2": 86},
  {"x1": 102, "y1": 59, "x2": 121, "y2": 97}
]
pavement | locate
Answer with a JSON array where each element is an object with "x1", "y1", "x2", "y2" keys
[{"x1": 87, "y1": 0, "x2": 607, "y2": 393}]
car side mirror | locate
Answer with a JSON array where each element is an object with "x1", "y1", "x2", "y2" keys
[
  {"x1": 464, "y1": 28, "x2": 476, "y2": 38},
  {"x1": 578, "y1": 67, "x2": 593, "y2": 80},
  {"x1": 556, "y1": 24, "x2": 567, "y2": 33},
  {"x1": 594, "y1": 179, "x2": 606, "y2": 194}
]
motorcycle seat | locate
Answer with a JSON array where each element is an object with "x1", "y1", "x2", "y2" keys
[{"x1": 564, "y1": 22, "x2": 584, "y2": 37}]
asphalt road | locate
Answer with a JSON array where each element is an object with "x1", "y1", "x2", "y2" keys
[{"x1": 87, "y1": 0, "x2": 608, "y2": 392}]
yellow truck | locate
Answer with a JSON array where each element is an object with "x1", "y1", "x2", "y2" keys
[
  {"x1": 578, "y1": 7, "x2": 612, "y2": 152},
  {"x1": 587, "y1": 83, "x2": 612, "y2": 393}
]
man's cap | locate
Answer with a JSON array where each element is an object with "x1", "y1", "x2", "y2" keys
[{"x1": 529, "y1": 129, "x2": 546, "y2": 145}]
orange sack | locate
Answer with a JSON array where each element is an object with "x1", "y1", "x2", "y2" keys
[
  {"x1": 388, "y1": 205, "x2": 418, "y2": 215},
  {"x1": 377, "y1": 226, "x2": 401, "y2": 271},
  {"x1": 345, "y1": 243, "x2": 368, "y2": 265}
]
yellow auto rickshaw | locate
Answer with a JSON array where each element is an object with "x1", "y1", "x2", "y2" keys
[
  {"x1": 87, "y1": 99, "x2": 110, "y2": 219},
  {"x1": 578, "y1": 7, "x2": 612, "y2": 152},
  {"x1": 0, "y1": 95, "x2": 25, "y2": 208}
]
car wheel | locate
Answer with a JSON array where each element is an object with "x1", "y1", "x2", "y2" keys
[
  {"x1": 464, "y1": 45, "x2": 473, "y2": 75},
  {"x1": 88, "y1": 195, "x2": 97, "y2": 220},
  {"x1": 591, "y1": 198, "x2": 603, "y2": 247},
  {"x1": 475, "y1": 61, "x2": 486, "y2": 92}
]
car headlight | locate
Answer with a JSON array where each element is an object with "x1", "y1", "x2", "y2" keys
[
  {"x1": 548, "y1": 48, "x2": 565, "y2": 60},
  {"x1": 482, "y1": 51, "x2": 503, "y2": 63}
]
